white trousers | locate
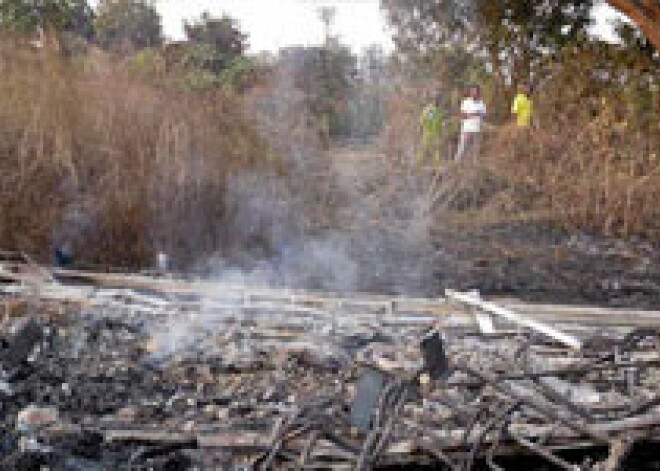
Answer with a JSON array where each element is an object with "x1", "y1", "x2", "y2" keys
[{"x1": 455, "y1": 132, "x2": 481, "y2": 163}]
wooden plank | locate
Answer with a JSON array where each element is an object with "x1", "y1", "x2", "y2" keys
[
  {"x1": 6, "y1": 261, "x2": 660, "y2": 331},
  {"x1": 447, "y1": 290, "x2": 583, "y2": 350}
]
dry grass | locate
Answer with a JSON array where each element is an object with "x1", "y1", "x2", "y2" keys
[
  {"x1": 0, "y1": 36, "x2": 270, "y2": 268},
  {"x1": 383, "y1": 56, "x2": 660, "y2": 240},
  {"x1": 2, "y1": 32, "x2": 658, "y2": 274},
  {"x1": 481, "y1": 111, "x2": 660, "y2": 238}
]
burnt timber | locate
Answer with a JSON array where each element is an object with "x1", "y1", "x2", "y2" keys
[{"x1": 2, "y1": 253, "x2": 660, "y2": 469}]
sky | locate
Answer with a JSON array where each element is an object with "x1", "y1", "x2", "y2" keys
[
  {"x1": 151, "y1": 0, "x2": 393, "y2": 52},
  {"x1": 92, "y1": 1, "x2": 625, "y2": 53}
]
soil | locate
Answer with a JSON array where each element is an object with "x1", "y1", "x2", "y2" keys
[
  {"x1": 324, "y1": 144, "x2": 660, "y2": 309},
  {"x1": 430, "y1": 222, "x2": 660, "y2": 309}
]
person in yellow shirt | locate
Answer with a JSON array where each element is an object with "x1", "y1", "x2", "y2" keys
[{"x1": 512, "y1": 85, "x2": 533, "y2": 128}]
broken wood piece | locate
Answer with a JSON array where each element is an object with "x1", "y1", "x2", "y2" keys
[{"x1": 446, "y1": 290, "x2": 582, "y2": 350}]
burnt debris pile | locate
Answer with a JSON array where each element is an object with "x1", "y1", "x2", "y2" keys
[{"x1": 2, "y1": 260, "x2": 660, "y2": 469}]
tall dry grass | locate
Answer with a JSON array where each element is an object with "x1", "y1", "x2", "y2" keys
[
  {"x1": 482, "y1": 100, "x2": 660, "y2": 238},
  {"x1": 0, "y1": 36, "x2": 270, "y2": 268},
  {"x1": 384, "y1": 46, "x2": 660, "y2": 240}
]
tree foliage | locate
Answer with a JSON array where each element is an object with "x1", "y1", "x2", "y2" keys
[
  {"x1": 182, "y1": 11, "x2": 248, "y2": 74},
  {"x1": 280, "y1": 42, "x2": 357, "y2": 140},
  {"x1": 382, "y1": 0, "x2": 595, "y2": 84},
  {"x1": 0, "y1": 0, "x2": 94, "y2": 39},
  {"x1": 382, "y1": 0, "x2": 599, "y2": 121},
  {"x1": 615, "y1": 20, "x2": 658, "y2": 62},
  {"x1": 95, "y1": 0, "x2": 162, "y2": 50}
]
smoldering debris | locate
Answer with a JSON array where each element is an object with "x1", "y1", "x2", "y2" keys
[{"x1": 4, "y1": 261, "x2": 660, "y2": 469}]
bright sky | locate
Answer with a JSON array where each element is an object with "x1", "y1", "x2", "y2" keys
[
  {"x1": 90, "y1": 1, "x2": 625, "y2": 53},
  {"x1": 153, "y1": 0, "x2": 392, "y2": 52},
  {"x1": 591, "y1": 3, "x2": 624, "y2": 42}
]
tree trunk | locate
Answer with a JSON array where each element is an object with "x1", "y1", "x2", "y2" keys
[{"x1": 607, "y1": 0, "x2": 660, "y2": 52}]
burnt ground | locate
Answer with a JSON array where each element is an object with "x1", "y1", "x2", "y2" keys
[
  {"x1": 3, "y1": 223, "x2": 660, "y2": 469},
  {"x1": 430, "y1": 222, "x2": 660, "y2": 309},
  {"x1": 3, "y1": 295, "x2": 660, "y2": 470},
  {"x1": 2, "y1": 145, "x2": 660, "y2": 469},
  {"x1": 0, "y1": 311, "x2": 352, "y2": 470},
  {"x1": 321, "y1": 145, "x2": 660, "y2": 309}
]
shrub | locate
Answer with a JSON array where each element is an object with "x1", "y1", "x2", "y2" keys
[
  {"x1": 383, "y1": 42, "x2": 660, "y2": 239},
  {"x1": 0, "y1": 37, "x2": 270, "y2": 268}
]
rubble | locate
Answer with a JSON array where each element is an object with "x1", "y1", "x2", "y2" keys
[
  {"x1": 1, "y1": 318, "x2": 45, "y2": 370},
  {"x1": 16, "y1": 406, "x2": 59, "y2": 433},
  {"x1": 2, "y1": 255, "x2": 660, "y2": 469}
]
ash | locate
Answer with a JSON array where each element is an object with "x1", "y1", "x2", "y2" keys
[
  {"x1": 2, "y1": 282, "x2": 660, "y2": 470},
  {"x1": 0, "y1": 305, "x2": 359, "y2": 469}
]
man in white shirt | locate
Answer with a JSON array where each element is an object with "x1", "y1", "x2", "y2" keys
[{"x1": 455, "y1": 86, "x2": 486, "y2": 162}]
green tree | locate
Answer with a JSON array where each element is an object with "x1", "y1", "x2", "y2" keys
[
  {"x1": 161, "y1": 12, "x2": 253, "y2": 91},
  {"x1": 382, "y1": 0, "x2": 594, "y2": 83},
  {"x1": 68, "y1": 0, "x2": 94, "y2": 40},
  {"x1": 0, "y1": 0, "x2": 94, "y2": 40},
  {"x1": 95, "y1": 0, "x2": 162, "y2": 51},
  {"x1": 182, "y1": 11, "x2": 247, "y2": 74},
  {"x1": 280, "y1": 43, "x2": 357, "y2": 141},
  {"x1": 382, "y1": 0, "x2": 595, "y2": 119}
]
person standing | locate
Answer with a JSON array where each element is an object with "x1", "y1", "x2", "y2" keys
[
  {"x1": 419, "y1": 94, "x2": 445, "y2": 166},
  {"x1": 455, "y1": 86, "x2": 486, "y2": 163},
  {"x1": 512, "y1": 84, "x2": 533, "y2": 128}
]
